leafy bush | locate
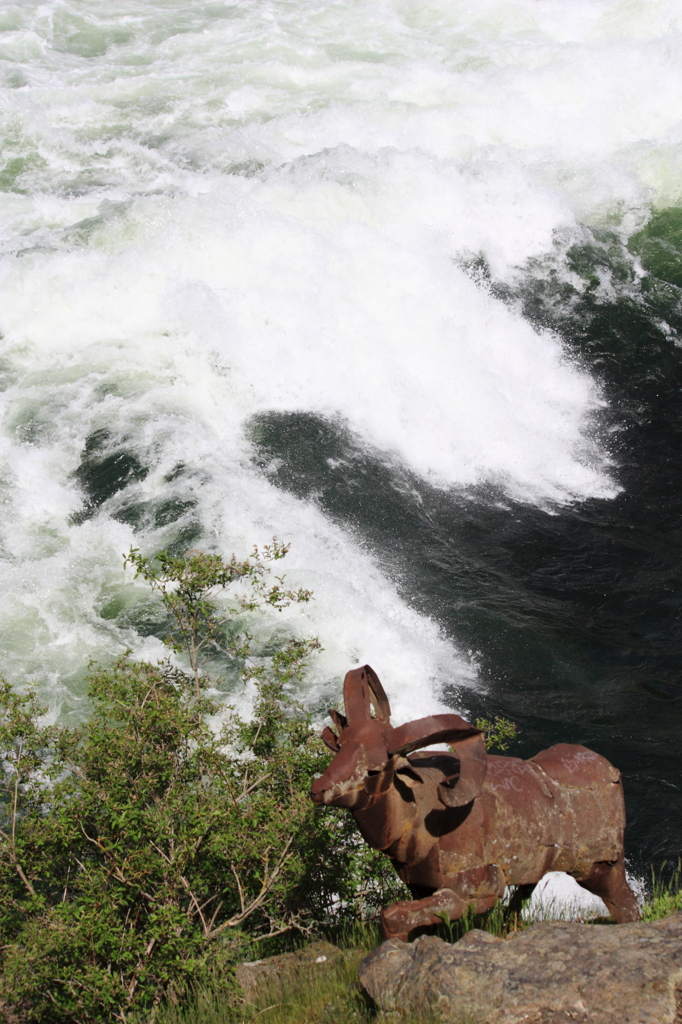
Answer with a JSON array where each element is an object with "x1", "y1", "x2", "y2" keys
[
  {"x1": 473, "y1": 716, "x2": 517, "y2": 753},
  {"x1": 0, "y1": 542, "x2": 406, "y2": 1024}
]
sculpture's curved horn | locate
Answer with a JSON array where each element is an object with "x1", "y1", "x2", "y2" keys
[
  {"x1": 388, "y1": 713, "x2": 487, "y2": 807},
  {"x1": 343, "y1": 666, "x2": 372, "y2": 724},
  {"x1": 388, "y1": 713, "x2": 481, "y2": 756},
  {"x1": 365, "y1": 665, "x2": 391, "y2": 722}
]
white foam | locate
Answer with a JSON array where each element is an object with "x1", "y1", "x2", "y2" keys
[{"x1": 0, "y1": 0, "x2": 679, "y2": 712}]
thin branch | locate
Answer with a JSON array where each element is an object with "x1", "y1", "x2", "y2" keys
[
  {"x1": 206, "y1": 899, "x2": 223, "y2": 933},
  {"x1": 3, "y1": 749, "x2": 37, "y2": 898},
  {"x1": 210, "y1": 836, "x2": 294, "y2": 938},
  {"x1": 249, "y1": 923, "x2": 295, "y2": 943},
  {"x1": 231, "y1": 862, "x2": 246, "y2": 915},
  {"x1": 149, "y1": 842, "x2": 172, "y2": 865},
  {"x1": 238, "y1": 771, "x2": 272, "y2": 802},
  {"x1": 13, "y1": 859, "x2": 36, "y2": 898},
  {"x1": 62, "y1": 863, "x2": 72, "y2": 903},
  {"x1": 80, "y1": 825, "x2": 154, "y2": 900},
  {"x1": 11, "y1": 749, "x2": 20, "y2": 848},
  {"x1": 140, "y1": 687, "x2": 156, "y2": 711},
  {"x1": 179, "y1": 875, "x2": 208, "y2": 934}
]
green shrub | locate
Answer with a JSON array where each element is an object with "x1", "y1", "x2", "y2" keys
[
  {"x1": 0, "y1": 542, "x2": 406, "y2": 1023},
  {"x1": 474, "y1": 716, "x2": 517, "y2": 753}
]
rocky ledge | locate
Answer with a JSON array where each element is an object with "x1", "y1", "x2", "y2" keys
[{"x1": 359, "y1": 912, "x2": 682, "y2": 1024}]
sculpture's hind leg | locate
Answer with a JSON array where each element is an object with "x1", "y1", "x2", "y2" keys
[
  {"x1": 505, "y1": 882, "x2": 536, "y2": 921},
  {"x1": 576, "y1": 854, "x2": 640, "y2": 922}
]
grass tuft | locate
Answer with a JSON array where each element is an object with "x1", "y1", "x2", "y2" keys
[{"x1": 641, "y1": 861, "x2": 682, "y2": 922}]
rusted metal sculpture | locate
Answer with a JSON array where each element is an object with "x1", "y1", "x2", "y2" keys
[{"x1": 310, "y1": 665, "x2": 640, "y2": 942}]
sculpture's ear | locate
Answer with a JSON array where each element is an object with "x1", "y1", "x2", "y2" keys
[
  {"x1": 387, "y1": 713, "x2": 487, "y2": 807},
  {"x1": 365, "y1": 665, "x2": 391, "y2": 723},
  {"x1": 343, "y1": 664, "x2": 389, "y2": 725},
  {"x1": 437, "y1": 733, "x2": 488, "y2": 808},
  {"x1": 343, "y1": 666, "x2": 371, "y2": 724},
  {"x1": 321, "y1": 726, "x2": 340, "y2": 752},
  {"x1": 329, "y1": 709, "x2": 347, "y2": 732}
]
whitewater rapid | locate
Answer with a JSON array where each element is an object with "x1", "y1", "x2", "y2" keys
[{"x1": 1, "y1": 0, "x2": 681, "y2": 723}]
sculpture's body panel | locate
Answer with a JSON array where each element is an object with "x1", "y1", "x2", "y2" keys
[
  {"x1": 387, "y1": 747, "x2": 626, "y2": 892},
  {"x1": 311, "y1": 665, "x2": 639, "y2": 940}
]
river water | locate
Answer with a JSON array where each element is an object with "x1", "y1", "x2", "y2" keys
[{"x1": 1, "y1": 0, "x2": 681, "y2": 868}]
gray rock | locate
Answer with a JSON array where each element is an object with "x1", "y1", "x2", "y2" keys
[
  {"x1": 358, "y1": 939, "x2": 416, "y2": 1012},
  {"x1": 359, "y1": 913, "x2": 682, "y2": 1023},
  {"x1": 235, "y1": 939, "x2": 343, "y2": 1004}
]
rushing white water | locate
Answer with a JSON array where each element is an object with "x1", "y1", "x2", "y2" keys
[{"x1": 1, "y1": 0, "x2": 681, "y2": 720}]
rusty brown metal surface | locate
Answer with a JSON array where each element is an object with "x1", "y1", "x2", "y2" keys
[{"x1": 310, "y1": 665, "x2": 640, "y2": 942}]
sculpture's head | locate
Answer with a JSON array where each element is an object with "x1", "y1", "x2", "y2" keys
[{"x1": 310, "y1": 665, "x2": 487, "y2": 811}]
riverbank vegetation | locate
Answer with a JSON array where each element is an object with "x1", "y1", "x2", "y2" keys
[{"x1": 0, "y1": 543, "x2": 403, "y2": 1023}]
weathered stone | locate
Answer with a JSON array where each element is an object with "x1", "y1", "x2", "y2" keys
[
  {"x1": 235, "y1": 939, "x2": 343, "y2": 1004},
  {"x1": 359, "y1": 913, "x2": 682, "y2": 1023},
  {"x1": 358, "y1": 939, "x2": 416, "y2": 1012}
]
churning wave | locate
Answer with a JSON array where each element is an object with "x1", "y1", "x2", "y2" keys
[{"x1": 1, "y1": 1, "x2": 681, "y2": 868}]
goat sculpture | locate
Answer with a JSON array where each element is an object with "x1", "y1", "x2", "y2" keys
[{"x1": 310, "y1": 665, "x2": 640, "y2": 941}]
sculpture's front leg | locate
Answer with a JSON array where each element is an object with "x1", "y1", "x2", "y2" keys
[
  {"x1": 380, "y1": 887, "x2": 476, "y2": 942},
  {"x1": 381, "y1": 863, "x2": 506, "y2": 941}
]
